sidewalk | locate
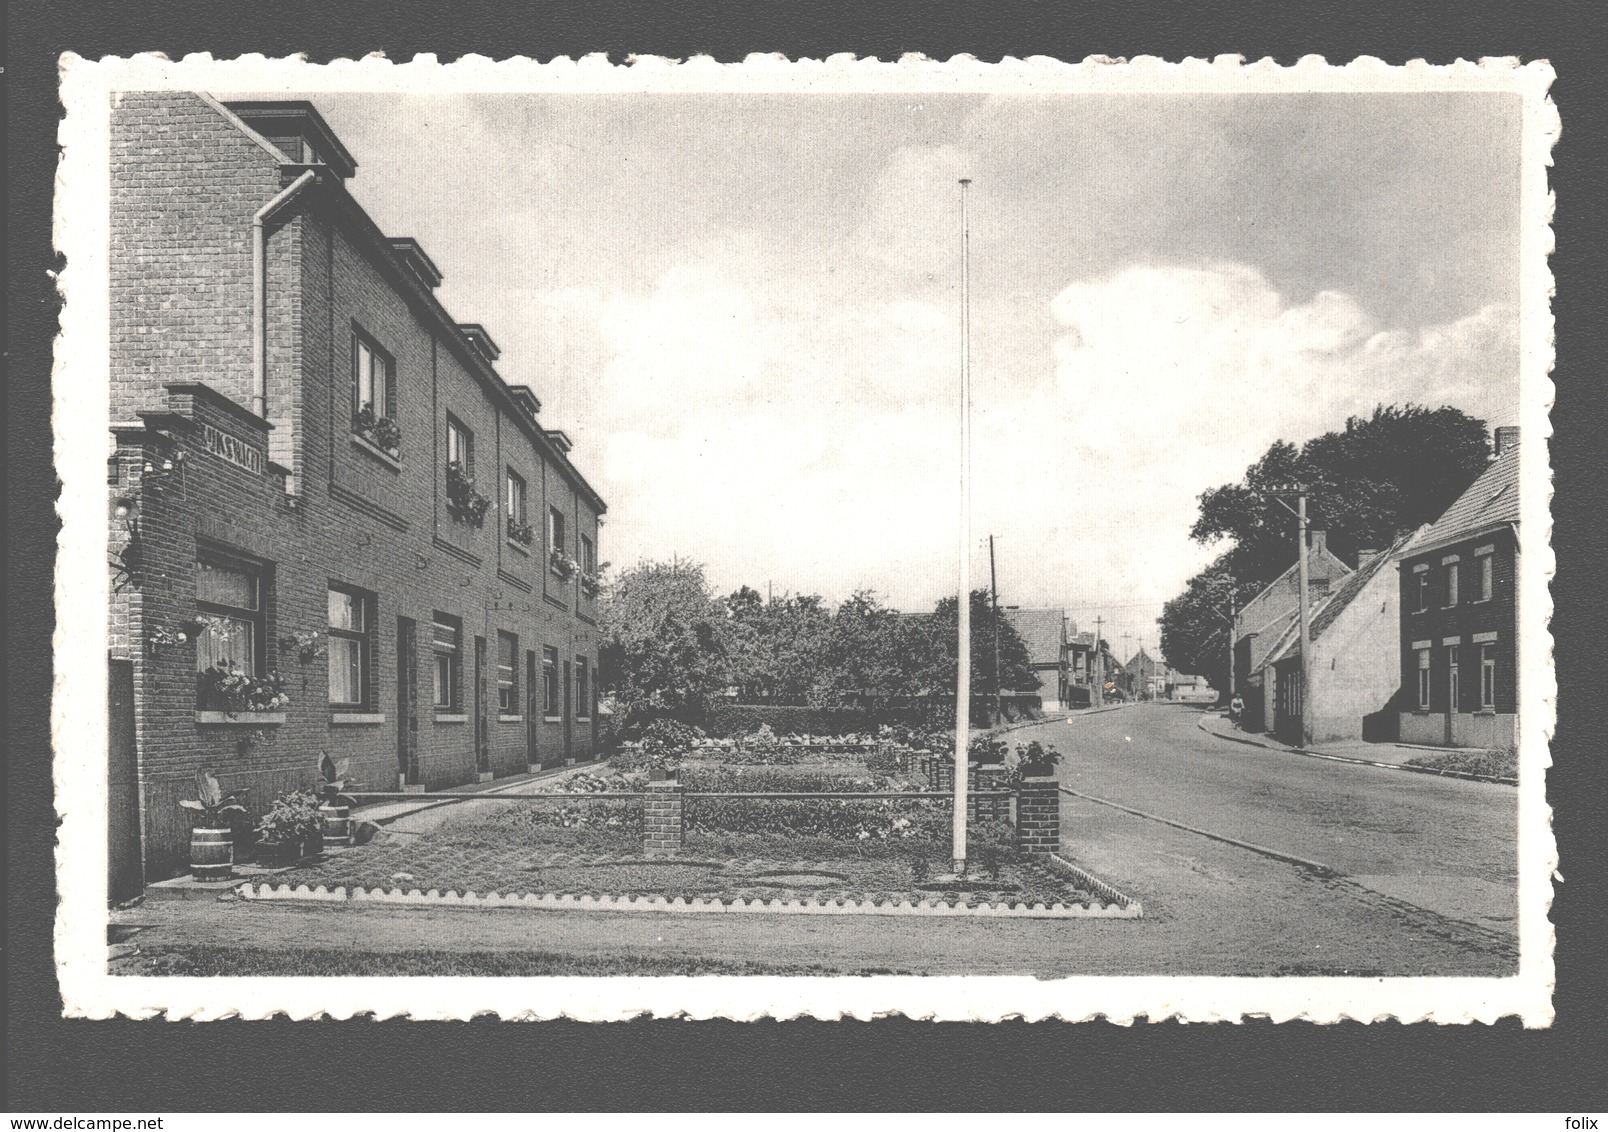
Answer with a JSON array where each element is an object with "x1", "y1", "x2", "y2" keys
[{"x1": 1196, "y1": 712, "x2": 1514, "y2": 785}]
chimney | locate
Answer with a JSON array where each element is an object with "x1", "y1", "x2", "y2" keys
[
  {"x1": 1356, "y1": 548, "x2": 1382, "y2": 569},
  {"x1": 1494, "y1": 426, "x2": 1520, "y2": 456},
  {"x1": 1309, "y1": 529, "x2": 1327, "y2": 556}
]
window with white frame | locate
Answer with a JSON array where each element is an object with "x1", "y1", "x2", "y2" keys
[
  {"x1": 1446, "y1": 562, "x2": 1460, "y2": 607},
  {"x1": 1480, "y1": 644, "x2": 1496, "y2": 709},
  {"x1": 432, "y1": 613, "x2": 462, "y2": 710},
  {"x1": 447, "y1": 416, "x2": 473, "y2": 474},
  {"x1": 1416, "y1": 571, "x2": 1430, "y2": 613},
  {"x1": 548, "y1": 506, "x2": 566, "y2": 556},
  {"x1": 352, "y1": 328, "x2": 395, "y2": 422},
  {"x1": 580, "y1": 533, "x2": 595, "y2": 575},
  {"x1": 327, "y1": 585, "x2": 372, "y2": 708},
  {"x1": 497, "y1": 630, "x2": 518, "y2": 714},
  {"x1": 1447, "y1": 644, "x2": 1461, "y2": 712},
  {"x1": 1417, "y1": 649, "x2": 1431, "y2": 710},
  {"x1": 1478, "y1": 555, "x2": 1493, "y2": 602},
  {"x1": 196, "y1": 556, "x2": 263, "y2": 678},
  {"x1": 542, "y1": 646, "x2": 560, "y2": 718}
]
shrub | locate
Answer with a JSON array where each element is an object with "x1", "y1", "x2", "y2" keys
[
  {"x1": 610, "y1": 719, "x2": 706, "y2": 772},
  {"x1": 254, "y1": 789, "x2": 323, "y2": 857},
  {"x1": 1405, "y1": 746, "x2": 1517, "y2": 780}
]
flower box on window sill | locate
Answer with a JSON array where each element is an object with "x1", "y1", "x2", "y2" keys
[
  {"x1": 434, "y1": 713, "x2": 468, "y2": 724},
  {"x1": 351, "y1": 432, "x2": 402, "y2": 470},
  {"x1": 196, "y1": 711, "x2": 286, "y2": 725},
  {"x1": 331, "y1": 713, "x2": 387, "y2": 725},
  {"x1": 498, "y1": 713, "x2": 525, "y2": 723}
]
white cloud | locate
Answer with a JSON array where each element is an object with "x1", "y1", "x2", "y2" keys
[{"x1": 560, "y1": 252, "x2": 1517, "y2": 643}]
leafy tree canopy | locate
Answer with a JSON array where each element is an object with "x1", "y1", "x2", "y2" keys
[
  {"x1": 599, "y1": 558, "x2": 734, "y2": 726},
  {"x1": 1161, "y1": 404, "x2": 1492, "y2": 689}
]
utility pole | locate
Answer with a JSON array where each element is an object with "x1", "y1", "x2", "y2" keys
[
  {"x1": 1093, "y1": 615, "x2": 1105, "y2": 707},
  {"x1": 1225, "y1": 586, "x2": 1237, "y2": 706},
  {"x1": 1267, "y1": 486, "x2": 1312, "y2": 747},
  {"x1": 951, "y1": 177, "x2": 973, "y2": 877},
  {"x1": 989, "y1": 535, "x2": 1001, "y2": 727}
]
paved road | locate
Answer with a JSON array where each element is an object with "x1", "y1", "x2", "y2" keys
[
  {"x1": 115, "y1": 704, "x2": 1519, "y2": 977},
  {"x1": 1029, "y1": 704, "x2": 1518, "y2": 934}
]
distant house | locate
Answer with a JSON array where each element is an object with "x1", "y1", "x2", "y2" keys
[
  {"x1": 1258, "y1": 527, "x2": 1424, "y2": 745},
  {"x1": 1124, "y1": 648, "x2": 1162, "y2": 700},
  {"x1": 1065, "y1": 628, "x2": 1096, "y2": 707},
  {"x1": 1234, "y1": 530, "x2": 1353, "y2": 733},
  {"x1": 1397, "y1": 429, "x2": 1521, "y2": 750},
  {"x1": 1167, "y1": 670, "x2": 1216, "y2": 703},
  {"x1": 1003, "y1": 607, "x2": 1067, "y2": 709}
]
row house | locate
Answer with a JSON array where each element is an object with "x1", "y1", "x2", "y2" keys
[
  {"x1": 107, "y1": 94, "x2": 607, "y2": 889},
  {"x1": 1397, "y1": 429, "x2": 1521, "y2": 750},
  {"x1": 1233, "y1": 531, "x2": 1352, "y2": 734},
  {"x1": 1258, "y1": 527, "x2": 1423, "y2": 745}
]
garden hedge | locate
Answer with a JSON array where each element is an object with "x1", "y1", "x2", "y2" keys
[{"x1": 702, "y1": 696, "x2": 1041, "y2": 738}]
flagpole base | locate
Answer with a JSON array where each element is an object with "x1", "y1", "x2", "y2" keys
[{"x1": 950, "y1": 858, "x2": 968, "y2": 879}]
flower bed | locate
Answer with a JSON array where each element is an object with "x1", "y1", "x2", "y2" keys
[
  {"x1": 266, "y1": 839, "x2": 1094, "y2": 907},
  {"x1": 1405, "y1": 746, "x2": 1518, "y2": 780}
]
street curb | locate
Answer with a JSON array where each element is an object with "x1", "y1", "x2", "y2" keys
[
  {"x1": 1194, "y1": 715, "x2": 1516, "y2": 786},
  {"x1": 234, "y1": 880, "x2": 1142, "y2": 919},
  {"x1": 1058, "y1": 785, "x2": 1337, "y2": 876},
  {"x1": 1048, "y1": 854, "x2": 1142, "y2": 914}
]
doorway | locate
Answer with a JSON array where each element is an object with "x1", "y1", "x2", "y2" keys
[
  {"x1": 474, "y1": 635, "x2": 489, "y2": 774},
  {"x1": 525, "y1": 649, "x2": 538, "y2": 768},
  {"x1": 397, "y1": 617, "x2": 418, "y2": 786}
]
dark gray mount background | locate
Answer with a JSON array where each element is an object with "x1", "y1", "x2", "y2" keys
[{"x1": 9, "y1": 0, "x2": 1606, "y2": 1114}]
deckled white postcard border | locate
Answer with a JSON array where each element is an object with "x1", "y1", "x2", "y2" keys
[{"x1": 53, "y1": 52, "x2": 1557, "y2": 1023}]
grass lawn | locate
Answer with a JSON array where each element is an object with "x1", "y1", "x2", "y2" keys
[
  {"x1": 117, "y1": 945, "x2": 910, "y2": 977},
  {"x1": 1404, "y1": 747, "x2": 1518, "y2": 779}
]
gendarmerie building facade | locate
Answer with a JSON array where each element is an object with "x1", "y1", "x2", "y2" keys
[{"x1": 107, "y1": 93, "x2": 606, "y2": 888}]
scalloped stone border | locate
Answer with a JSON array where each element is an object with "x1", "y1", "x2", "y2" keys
[{"x1": 233, "y1": 876, "x2": 1143, "y2": 918}]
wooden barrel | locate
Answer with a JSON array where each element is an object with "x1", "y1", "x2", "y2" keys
[
  {"x1": 189, "y1": 827, "x2": 233, "y2": 881},
  {"x1": 319, "y1": 802, "x2": 351, "y2": 846}
]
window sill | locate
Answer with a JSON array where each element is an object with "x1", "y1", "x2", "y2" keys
[
  {"x1": 350, "y1": 432, "x2": 402, "y2": 470},
  {"x1": 576, "y1": 716, "x2": 592, "y2": 723},
  {"x1": 196, "y1": 711, "x2": 286, "y2": 725},
  {"x1": 434, "y1": 713, "x2": 468, "y2": 723},
  {"x1": 331, "y1": 713, "x2": 386, "y2": 725},
  {"x1": 498, "y1": 714, "x2": 525, "y2": 723},
  {"x1": 543, "y1": 715, "x2": 561, "y2": 724},
  {"x1": 1473, "y1": 709, "x2": 1497, "y2": 716},
  {"x1": 506, "y1": 538, "x2": 532, "y2": 556}
]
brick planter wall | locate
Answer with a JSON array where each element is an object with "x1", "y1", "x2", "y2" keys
[
  {"x1": 1015, "y1": 776, "x2": 1060, "y2": 857},
  {"x1": 643, "y1": 778, "x2": 683, "y2": 856},
  {"x1": 925, "y1": 760, "x2": 1011, "y2": 823}
]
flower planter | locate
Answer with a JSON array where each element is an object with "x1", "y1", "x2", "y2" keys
[
  {"x1": 319, "y1": 801, "x2": 352, "y2": 846},
  {"x1": 190, "y1": 826, "x2": 234, "y2": 881}
]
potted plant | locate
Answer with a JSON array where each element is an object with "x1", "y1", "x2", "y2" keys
[
  {"x1": 1013, "y1": 739, "x2": 1063, "y2": 779},
  {"x1": 315, "y1": 753, "x2": 362, "y2": 846},
  {"x1": 254, "y1": 789, "x2": 324, "y2": 865},
  {"x1": 178, "y1": 768, "x2": 250, "y2": 880},
  {"x1": 549, "y1": 547, "x2": 579, "y2": 581},
  {"x1": 197, "y1": 661, "x2": 290, "y2": 716},
  {"x1": 444, "y1": 461, "x2": 490, "y2": 526},
  {"x1": 353, "y1": 403, "x2": 403, "y2": 458}
]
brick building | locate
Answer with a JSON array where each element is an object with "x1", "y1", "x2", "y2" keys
[
  {"x1": 107, "y1": 94, "x2": 607, "y2": 888},
  {"x1": 1002, "y1": 607, "x2": 1068, "y2": 709},
  {"x1": 1396, "y1": 429, "x2": 1521, "y2": 750}
]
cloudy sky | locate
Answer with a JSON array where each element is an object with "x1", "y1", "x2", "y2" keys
[{"x1": 311, "y1": 91, "x2": 1522, "y2": 655}]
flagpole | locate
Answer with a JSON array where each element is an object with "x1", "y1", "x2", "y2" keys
[{"x1": 952, "y1": 177, "x2": 972, "y2": 877}]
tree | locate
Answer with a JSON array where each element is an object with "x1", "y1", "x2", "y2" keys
[
  {"x1": 913, "y1": 589, "x2": 1038, "y2": 699},
  {"x1": 724, "y1": 586, "x2": 832, "y2": 705},
  {"x1": 809, "y1": 590, "x2": 912, "y2": 706},
  {"x1": 598, "y1": 559, "x2": 733, "y2": 726},
  {"x1": 1192, "y1": 404, "x2": 1491, "y2": 581},
  {"x1": 1160, "y1": 404, "x2": 1494, "y2": 689}
]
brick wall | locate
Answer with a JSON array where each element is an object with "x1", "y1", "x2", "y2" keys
[
  {"x1": 110, "y1": 93, "x2": 606, "y2": 878},
  {"x1": 1015, "y1": 776, "x2": 1060, "y2": 857},
  {"x1": 643, "y1": 779, "x2": 683, "y2": 855}
]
